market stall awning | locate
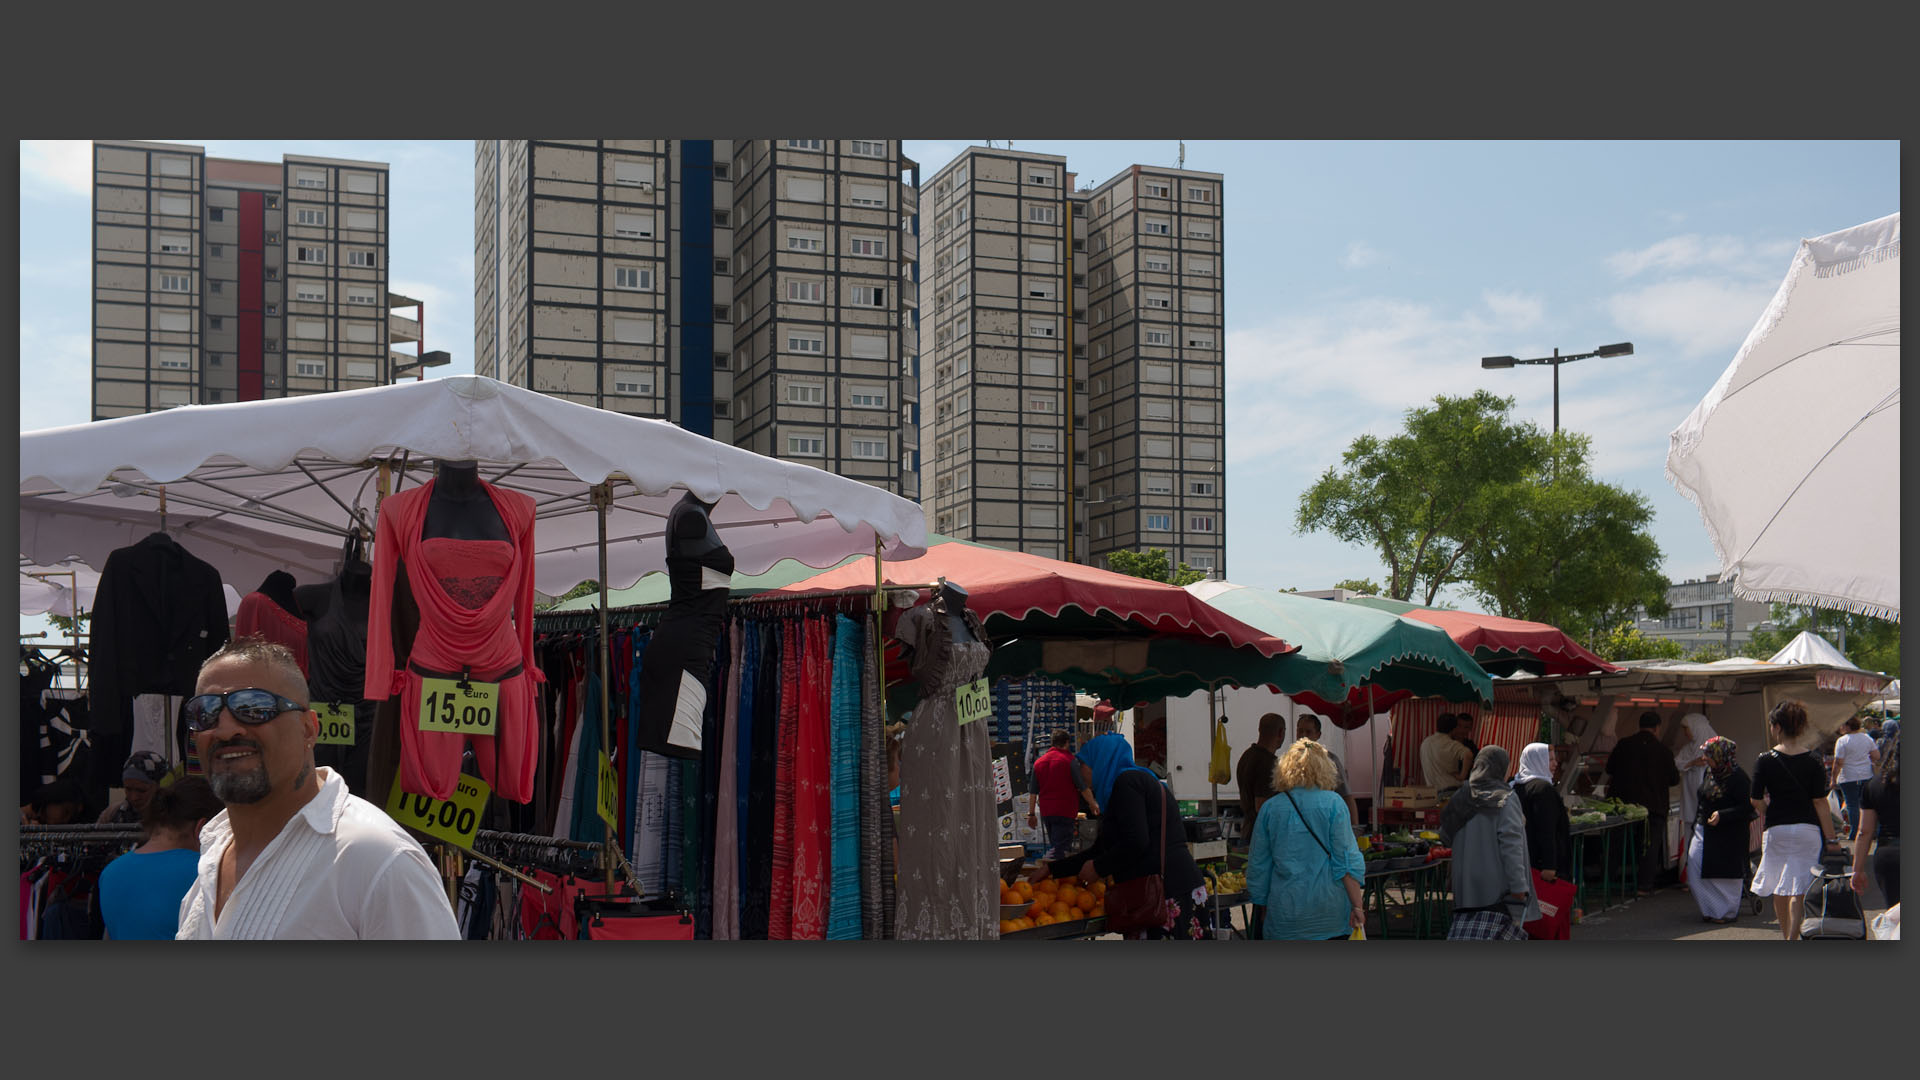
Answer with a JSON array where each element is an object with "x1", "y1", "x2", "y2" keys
[
  {"x1": 19, "y1": 375, "x2": 928, "y2": 600},
  {"x1": 766, "y1": 541, "x2": 1302, "y2": 707},
  {"x1": 1666, "y1": 212, "x2": 1900, "y2": 620},
  {"x1": 1343, "y1": 596, "x2": 1617, "y2": 677},
  {"x1": 1185, "y1": 580, "x2": 1493, "y2": 726}
]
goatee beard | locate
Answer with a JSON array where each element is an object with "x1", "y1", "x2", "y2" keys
[{"x1": 208, "y1": 751, "x2": 273, "y2": 805}]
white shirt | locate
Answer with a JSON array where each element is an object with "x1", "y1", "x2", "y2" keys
[
  {"x1": 177, "y1": 767, "x2": 461, "y2": 940},
  {"x1": 1834, "y1": 732, "x2": 1877, "y2": 783}
]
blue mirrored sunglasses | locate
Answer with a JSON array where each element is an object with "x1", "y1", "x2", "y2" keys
[{"x1": 183, "y1": 688, "x2": 309, "y2": 732}]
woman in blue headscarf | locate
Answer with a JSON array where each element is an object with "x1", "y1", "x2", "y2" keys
[{"x1": 1027, "y1": 734, "x2": 1208, "y2": 939}]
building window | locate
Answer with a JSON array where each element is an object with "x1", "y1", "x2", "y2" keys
[
  {"x1": 848, "y1": 237, "x2": 886, "y2": 257},
  {"x1": 614, "y1": 161, "x2": 656, "y2": 187},
  {"x1": 954, "y1": 278, "x2": 970, "y2": 300},
  {"x1": 209, "y1": 208, "x2": 224, "y2": 221},
  {"x1": 1144, "y1": 400, "x2": 1173, "y2": 420},
  {"x1": 849, "y1": 182, "x2": 887, "y2": 207},
  {"x1": 849, "y1": 140, "x2": 887, "y2": 158},
  {"x1": 613, "y1": 373, "x2": 655, "y2": 394},
  {"x1": 715, "y1": 257, "x2": 731, "y2": 275},
  {"x1": 159, "y1": 273, "x2": 192, "y2": 293},
  {"x1": 1145, "y1": 476, "x2": 1173, "y2": 495},
  {"x1": 788, "y1": 229, "x2": 824, "y2": 252},
  {"x1": 1029, "y1": 240, "x2": 1057, "y2": 263},
  {"x1": 295, "y1": 245, "x2": 327, "y2": 264},
  {"x1": 786, "y1": 278, "x2": 824, "y2": 303},
  {"x1": 1145, "y1": 292, "x2": 1171, "y2": 309},
  {"x1": 1144, "y1": 329, "x2": 1173, "y2": 346},
  {"x1": 1028, "y1": 394, "x2": 1057, "y2": 414},
  {"x1": 1188, "y1": 256, "x2": 1215, "y2": 276},
  {"x1": 714, "y1": 352, "x2": 731, "y2": 369},
  {"x1": 296, "y1": 359, "x2": 326, "y2": 377},
  {"x1": 1187, "y1": 331, "x2": 1216, "y2": 349},
  {"x1": 1187, "y1": 186, "x2": 1214, "y2": 203},
  {"x1": 157, "y1": 352, "x2": 192, "y2": 370},
  {"x1": 1191, "y1": 480, "x2": 1217, "y2": 495},
  {"x1": 1028, "y1": 205, "x2": 1057, "y2": 224},
  {"x1": 1144, "y1": 254, "x2": 1172, "y2": 273},
  {"x1": 955, "y1": 241, "x2": 969, "y2": 262},
  {"x1": 1189, "y1": 222, "x2": 1215, "y2": 239},
  {"x1": 210, "y1": 281, "x2": 224, "y2": 295},
  {"x1": 956, "y1": 389, "x2": 971, "y2": 414},
  {"x1": 1188, "y1": 440, "x2": 1217, "y2": 459},
  {"x1": 1146, "y1": 514, "x2": 1173, "y2": 532},
  {"x1": 296, "y1": 208, "x2": 327, "y2": 226},
  {"x1": 850, "y1": 284, "x2": 885, "y2": 307},
  {"x1": 1190, "y1": 404, "x2": 1217, "y2": 423},
  {"x1": 348, "y1": 250, "x2": 375, "y2": 267},
  {"x1": 788, "y1": 383, "x2": 826, "y2": 405},
  {"x1": 1028, "y1": 170, "x2": 1054, "y2": 186},
  {"x1": 209, "y1": 316, "x2": 224, "y2": 330},
  {"x1": 613, "y1": 317, "x2": 655, "y2": 344},
  {"x1": 851, "y1": 437, "x2": 888, "y2": 459},
  {"x1": 787, "y1": 434, "x2": 825, "y2": 456},
  {"x1": 713, "y1": 304, "x2": 730, "y2": 321},
  {"x1": 1144, "y1": 437, "x2": 1173, "y2": 457},
  {"x1": 209, "y1": 244, "x2": 223, "y2": 257},
  {"x1": 712, "y1": 210, "x2": 730, "y2": 227},
  {"x1": 1191, "y1": 555, "x2": 1216, "y2": 570},
  {"x1": 1028, "y1": 318, "x2": 1056, "y2": 338},
  {"x1": 1029, "y1": 468, "x2": 1059, "y2": 488},
  {"x1": 1143, "y1": 218, "x2": 1171, "y2": 236},
  {"x1": 956, "y1": 506, "x2": 972, "y2": 529},
  {"x1": 347, "y1": 288, "x2": 378, "y2": 305},
  {"x1": 850, "y1": 388, "x2": 888, "y2": 409},
  {"x1": 1144, "y1": 362, "x2": 1173, "y2": 383},
  {"x1": 1029, "y1": 431, "x2": 1058, "y2": 452},
  {"x1": 615, "y1": 266, "x2": 653, "y2": 290},
  {"x1": 1190, "y1": 515, "x2": 1217, "y2": 532},
  {"x1": 1188, "y1": 294, "x2": 1216, "y2": 313},
  {"x1": 1027, "y1": 280, "x2": 1057, "y2": 300},
  {"x1": 296, "y1": 283, "x2": 326, "y2": 302},
  {"x1": 955, "y1": 352, "x2": 971, "y2": 375},
  {"x1": 787, "y1": 331, "x2": 825, "y2": 354},
  {"x1": 266, "y1": 268, "x2": 278, "y2": 280},
  {"x1": 712, "y1": 162, "x2": 729, "y2": 180},
  {"x1": 785, "y1": 139, "x2": 824, "y2": 151},
  {"x1": 1143, "y1": 181, "x2": 1170, "y2": 198},
  {"x1": 295, "y1": 170, "x2": 326, "y2": 188},
  {"x1": 614, "y1": 212, "x2": 655, "y2": 238},
  {"x1": 158, "y1": 234, "x2": 192, "y2": 254},
  {"x1": 714, "y1": 400, "x2": 732, "y2": 418}
]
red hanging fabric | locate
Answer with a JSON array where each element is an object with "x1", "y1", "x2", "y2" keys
[
  {"x1": 768, "y1": 620, "x2": 801, "y2": 939},
  {"x1": 790, "y1": 617, "x2": 832, "y2": 939}
]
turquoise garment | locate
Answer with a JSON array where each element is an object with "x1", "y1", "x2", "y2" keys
[
  {"x1": 827, "y1": 615, "x2": 864, "y2": 940},
  {"x1": 98, "y1": 848, "x2": 200, "y2": 940},
  {"x1": 1247, "y1": 786, "x2": 1367, "y2": 940},
  {"x1": 570, "y1": 671, "x2": 606, "y2": 844}
]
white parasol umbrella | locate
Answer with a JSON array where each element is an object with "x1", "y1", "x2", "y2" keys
[{"x1": 1667, "y1": 212, "x2": 1900, "y2": 620}]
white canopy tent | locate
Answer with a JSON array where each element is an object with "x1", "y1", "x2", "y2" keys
[
  {"x1": 1766, "y1": 630, "x2": 1858, "y2": 669},
  {"x1": 19, "y1": 375, "x2": 928, "y2": 599},
  {"x1": 1666, "y1": 212, "x2": 1900, "y2": 620}
]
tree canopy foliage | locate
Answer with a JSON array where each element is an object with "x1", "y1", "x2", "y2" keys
[
  {"x1": 1593, "y1": 622, "x2": 1686, "y2": 662},
  {"x1": 1105, "y1": 549, "x2": 1207, "y2": 587},
  {"x1": 1745, "y1": 604, "x2": 1901, "y2": 675}
]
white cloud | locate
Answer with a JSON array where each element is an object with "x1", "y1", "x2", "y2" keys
[
  {"x1": 1342, "y1": 241, "x2": 1382, "y2": 269},
  {"x1": 1606, "y1": 276, "x2": 1779, "y2": 358},
  {"x1": 1604, "y1": 233, "x2": 1789, "y2": 280},
  {"x1": 20, "y1": 140, "x2": 93, "y2": 198},
  {"x1": 18, "y1": 321, "x2": 94, "y2": 431},
  {"x1": 1481, "y1": 290, "x2": 1544, "y2": 330}
]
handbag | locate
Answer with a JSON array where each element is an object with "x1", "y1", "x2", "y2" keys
[{"x1": 1103, "y1": 783, "x2": 1167, "y2": 934}]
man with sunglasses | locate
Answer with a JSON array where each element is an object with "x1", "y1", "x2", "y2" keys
[{"x1": 175, "y1": 636, "x2": 459, "y2": 939}]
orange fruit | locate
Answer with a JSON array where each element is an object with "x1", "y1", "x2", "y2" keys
[
  {"x1": 1027, "y1": 902, "x2": 1045, "y2": 918},
  {"x1": 1090, "y1": 881, "x2": 1106, "y2": 898},
  {"x1": 1049, "y1": 901, "x2": 1072, "y2": 920},
  {"x1": 1056, "y1": 884, "x2": 1078, "y2": 904},
  {"x1": 1015, "y1": 881, "x2": 1034, "y2": 900},
  {"x1": 1072, "y1": 892, "x2": 1094, "y2": 913},
  {"x1": 1016, "y1": 918, "x2": 1034, "y2": 930},
  {"x1": 1090, "y1": 903, "x2": 1104, "y2": 917}
]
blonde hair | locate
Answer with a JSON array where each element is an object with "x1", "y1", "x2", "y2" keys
[{"x1": 1273, "y1": 738, "x2": 1337, "y2": 793}]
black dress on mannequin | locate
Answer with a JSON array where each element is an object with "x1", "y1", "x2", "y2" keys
[
  {"x1": 635, "y1": 491, "x2": 735, "y2": 758},
  {"x1": 299, "y1": 533, "x2": 377, "y2": 796}
]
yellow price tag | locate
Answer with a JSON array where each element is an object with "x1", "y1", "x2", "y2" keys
[
  {"x1": 955, "y1": 678, "x2": 991, "y2": 726},
  {"x1": 385, "y1": 773, "x2": 489, "y2": 850},
  {"x1": 596, "y1": 751, "x2": 620, "y2": 831},
  {"x1": 418, "y1": 676, "x2": 499, "y2": 736},
  {"x1": 314, "y1": 703, "x2": 356, "y2": 746}
]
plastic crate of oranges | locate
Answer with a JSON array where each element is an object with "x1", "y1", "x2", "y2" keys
[{"x1": 996, "y1": 872, "x2": 1113, "y2": 937}]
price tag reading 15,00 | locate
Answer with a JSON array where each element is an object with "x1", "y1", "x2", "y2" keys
[
  {"x1": 418, "y1": 677, "x2": 499, "y2": 736},
  {"x1": 385, "y1": 773, "x2": 489, "y2": 850}
]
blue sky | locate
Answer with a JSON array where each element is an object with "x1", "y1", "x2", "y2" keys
[{"x1": 18, "y1": 138, "x2": 1900, "y2": 631}]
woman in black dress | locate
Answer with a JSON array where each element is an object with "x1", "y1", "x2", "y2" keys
[
  {"x1": 1687, "y1": 736, "x2": 1755, "y2": 924},
  {"x1": 1510, "y1": 742, "x2": 1572, "y2": 883}
]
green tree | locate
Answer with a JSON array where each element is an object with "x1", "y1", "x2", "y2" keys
[
  {"x1": 1104, "y1": 549, "x2": 1206, "y2": 587},
  {"x1": 1297, "y1": 390, "x2": 1551, "y2": 604},
  {"x1": 1744, "y1": 604, "x2": 1900, "y2": 674},
  {"x1": 535, "y1": 579, "x2": 602, "y2": 612},
  {"x1": 1460, "y1": 432, "x2": 1671, "y2": 640},
  {"x1": 1688, "y1": 641, "x2": 1735, "y2": 664},
  {"x1": 1593, "y1": 622, "x2": 1685, "y2": 662},
  {"x1": 1332, "y1": 578, "x2": 1384, "y2": 595}
]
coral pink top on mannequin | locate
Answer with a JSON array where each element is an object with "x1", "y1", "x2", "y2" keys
[{"x1": 364, "y1": 479, "x2": 543, "y2": 802}]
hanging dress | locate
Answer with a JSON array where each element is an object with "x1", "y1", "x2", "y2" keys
[
  {"x1": 634, "y1": 493, "x2": 734, "y2": 758},
  {"x1": 235, "y1": 571, "x2": 310, "y2": 678},
  {"x1": 893, "y1": 598, "x2": 998, "y2": 940},
  {"x1": 305, "y1": 555, "x2": 376, "y2": 796},
  {"x1": 365, "y1": 479, "x2": 543, "y2": 803}
]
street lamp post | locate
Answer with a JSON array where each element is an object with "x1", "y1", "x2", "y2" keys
[{"x1": 1480, "y1": 342, "x2": 1634, "y2": 436}]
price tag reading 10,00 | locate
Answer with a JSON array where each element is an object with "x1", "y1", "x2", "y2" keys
[
  {"x1": 418, "y1": 677, "x2": 499, "y2": 736},
  {"x1": 955, "y1": 678, "x2": 992, "y2": 727},
  {"x1": 314, "y1": 703, "x2": 355, "y2": 746},
  {"x1": 385, "y1": 773, "x2": 489, "y2": 851}
]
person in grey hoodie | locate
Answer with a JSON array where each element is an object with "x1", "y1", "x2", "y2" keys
[{"x1": 1439, "y1": 745, "x2": 1539, "y2": 939}]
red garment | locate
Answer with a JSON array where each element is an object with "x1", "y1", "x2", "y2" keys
[
  {"x1": 583, "y1": 910, "x2": 696, "y2": 940},
  {"x1": 1032, "y1": 748, "x2": 1081, "y2": 818},
  {"x1": 790, "y1": 618, "x2": 831, "y2": 939},
  {"x1": 365, "y1": 480, "x2": 544, "y2": 803},
  {"x1": 768, "y1": 622, "x2": 800, "y2": 939},
  {"x1": 1523, "y1": 869, "x2": 1576, "y2": 940},
  {"x1": 234, "y1": 592, "x2": 310, "y2": 678}
]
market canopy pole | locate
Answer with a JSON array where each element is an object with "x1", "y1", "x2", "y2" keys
[{"x1": 593, "y1": 481, "x2": 615, "y2": 894}]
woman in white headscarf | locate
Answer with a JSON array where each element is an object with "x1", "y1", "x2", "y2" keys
[
  {"x1": 1511, "y1": 742, "x2": 1574, "y2": 939},
  {"x1": 1675, "y1": 713, "x2": 1719, "y2": 848}
]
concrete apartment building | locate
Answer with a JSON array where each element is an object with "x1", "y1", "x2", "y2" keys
[
  {"x1": 474, "y1": 139, "x2": 921, "y2": 499},
  {"x1": 920, "y1": 147, "x2": 1225, "y2": 574},
  {"x1": 91, "y1": 140, "x2": 413, "y2": 419},
  {"x1": 1634, "y1": 575, "x2": 1775, "y2": 654}
]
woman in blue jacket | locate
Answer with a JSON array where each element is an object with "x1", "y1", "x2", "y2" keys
[{"x1": 1248, "y1": 739, "x2": 1367, "y2": 940}]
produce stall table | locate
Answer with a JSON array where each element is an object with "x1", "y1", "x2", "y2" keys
[
  {"x1": 1001, "y1": 916, "x2": 1110, "y2": 940},
  {"x1": 1569, "y1": 816, "x2": 1636, "y2": 912},
  {"x1": 1362, "y1": 857, "x2": 1450, "y2": 939}
]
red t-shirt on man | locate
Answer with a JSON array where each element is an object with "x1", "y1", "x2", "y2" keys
[{"x1": 1032, "y1": 747, "x2": 1081, "y2": 818}]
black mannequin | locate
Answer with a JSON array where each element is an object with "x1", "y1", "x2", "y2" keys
[
  {"x1": 634, "y1": 490, "x2": 736, "y2": 758},
  {"x1": 939, "y1": 580, "x2": 980, "y2": 647},
  {"x1": 669, "y1": 491, "x2": 727, "y2": 562},
  {"x1": 423, "y1": 460, "x2": 509, "y2": 542},
  {"x1": 254, "y1": 570, "x2": 303, "y2": 618}
]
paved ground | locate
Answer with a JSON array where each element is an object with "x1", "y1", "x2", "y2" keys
[{"x1": 1571, "y1": 871, "x2": 1889, "y2": 941}]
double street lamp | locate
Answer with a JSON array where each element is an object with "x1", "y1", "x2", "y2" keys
[{"x1": 1481, "y1": 342, "x2": 1634, "y2": 435}]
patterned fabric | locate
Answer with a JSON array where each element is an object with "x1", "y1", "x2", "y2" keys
[
  {"x1": 860, "y1": 611, "x2": 895, "y2": 939},
  {"x1": 828, "y1": 615, "x2": 865, "y2": 939},
  {"x1": 1699, "y1": 735, "x2": 1738, "y2": 805},
  {"x1": 741, "y1": 620, "x2": 780, "y2": 939},
  {"x1": 788, "y1": 617, "x2": 832, "y2": 938},
  {"x1": 769, "y1": 618, "x2": 800, "y2": 939},
  {"x1": 711, "y1": 621, "x2": 744, "y2": 940},
  {"x1": 1127, "y1": 882, "x2": 1214, "y2": 941},
  {"x1": 1447, "y1": 908, "x2": 1528, "y2": 940}
]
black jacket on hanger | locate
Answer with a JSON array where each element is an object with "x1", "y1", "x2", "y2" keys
[{"x1": 87, "y1": 532, "x2": 231, "y2": 737}]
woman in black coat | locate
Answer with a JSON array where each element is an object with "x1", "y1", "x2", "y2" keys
[{"x1": 1687, "y1": 736, "x2": 1755, "y2": 924}]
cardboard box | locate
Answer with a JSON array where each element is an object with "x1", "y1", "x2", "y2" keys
[
  {"x1": 1383, "y1": 786, "x2": 1437, "y2": 801},
  {"x1": 1382, "y1": 796, "x2": 1441, "y2": 809}
]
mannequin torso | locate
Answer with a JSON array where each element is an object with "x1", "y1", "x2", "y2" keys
[{"x1": 422, "y1": 461, "x2": 509, "y2": 542}]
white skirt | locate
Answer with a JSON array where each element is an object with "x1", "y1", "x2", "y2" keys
[{"x1": 1751, "y1": 823, "x2": 1822, "y2": 897}]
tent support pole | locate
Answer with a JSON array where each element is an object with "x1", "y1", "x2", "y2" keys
[
  {"x1": 1368, "y1": 685, "x2": 1379, "y2": 834},
  {"x1": 593, "y1": 482, "x2": 615, "y2": 893},
  {"x1": 872, "y1": 536, "x2": 887, "y2": 707}
]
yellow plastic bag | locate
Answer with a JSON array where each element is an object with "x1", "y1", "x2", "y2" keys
[
  {"x1": 1208, "y1": 721, "x2": 1233, "y2": 785},
  {"x1": 1350, "y1": 925, "x2": 1366, "y2": 940}
]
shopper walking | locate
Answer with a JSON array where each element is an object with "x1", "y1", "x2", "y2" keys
[
  {"x1": 1750, "y1": 700, "x2": 1841, "y2": 940},
  {"x1": 1028, "y1": 729, "x2": 1085, "y2": 860},
  {"x1": 1830, "y1": 716, "x2": 1879, "y2": 841},
  {"x1": 1687, "y1": 736, "x2": 1755, "y2": 924},
  {"x1": 1510, "y1": 743, "x2": 1574, "y2": 939},
  {"x1": 1673, "y1": 713, "x2": 1720, "y2": 847},
  {"x1": 1440, "y1": 745, "x2": 1537, "y2": 940},
  {"x1": 1604, "y1": 711, "x2": 1681, "y2": 895},
  {"x1": 1246, "y1": 739, "x2": 1366, "y2": 940},
  {"x1": 97, "y1": 776, "x2": 223, "y2": 940},
  {"x1": 1850, "y1": 725, "x2": 1898, "y2": 909}
]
